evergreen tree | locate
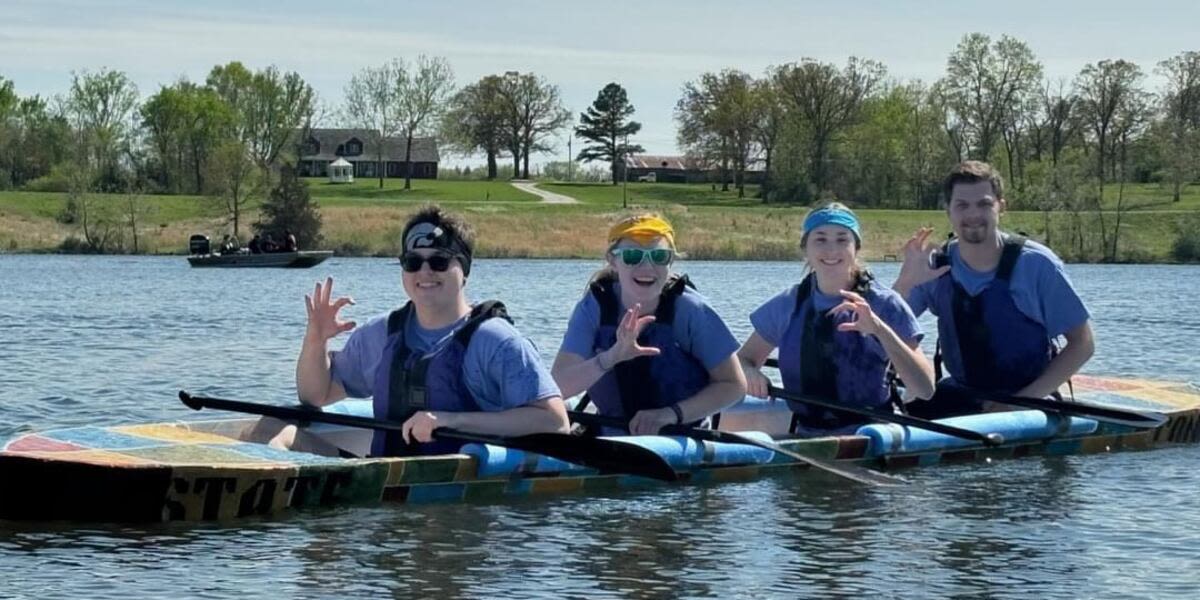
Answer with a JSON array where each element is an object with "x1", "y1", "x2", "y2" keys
[
  {"x1": 254, "y1": 166, "x2": 322, "y2": 248},
  {"x1": 575, "y1": 83, "x2": 644, "y2": 184}
]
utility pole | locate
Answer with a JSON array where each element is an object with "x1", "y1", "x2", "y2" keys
[
  {"x1": 567, "y1": 137, "x2": 572, "y2": 182},
  {"x1": 622, "y1": 133, "x2": 629, "y2": 209}
]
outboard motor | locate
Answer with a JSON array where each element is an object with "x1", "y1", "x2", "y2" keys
[{"x1": 189, "y1": 234, "x2": 211, "y2": 255}]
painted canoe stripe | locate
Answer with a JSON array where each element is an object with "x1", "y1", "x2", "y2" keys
[
  {"x1": 405, "y1": 482, "x2": 467, "y2": 503},
  {"x1": 3, "y1": 435, "x2": 88, "y2": 453},
  {"x1": 121, "y1": 443, "x2": 291, "y2": 466},
  {"x1": 2, "y1": 449, "x2": 159, "y2": 466},
  {"x1": 112, "y1": 424, "x2": 240, "y2": 445},
  {"x1": 219, "y1": 442, "x2": 348, "y2": 466},
  {"x1": 42, "y1": 427, "x2": 173, "y2": 451}
]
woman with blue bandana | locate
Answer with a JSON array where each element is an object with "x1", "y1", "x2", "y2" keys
[{"x1": 737, "y1": 202, "x2": 936, "y2": 437}]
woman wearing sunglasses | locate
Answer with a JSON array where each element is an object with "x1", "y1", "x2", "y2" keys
[
  {"x1": 283, "y1": 204, "x2": 569, "y2": 457},
  {"x1": 552, "y1": 213, "x2": 746, "y2": 435},
  {"x1": 737, "y1": 203, "x2": 935, "y2": 437}
]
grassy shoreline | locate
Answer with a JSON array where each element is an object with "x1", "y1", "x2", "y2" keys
[{"x1": 1, "y1": 179, "x2": 1197, "y2": 263}]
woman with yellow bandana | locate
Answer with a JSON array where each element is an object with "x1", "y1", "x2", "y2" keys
[{"x1": 552, "y1": 213, "x2": 747, "y2": 435}]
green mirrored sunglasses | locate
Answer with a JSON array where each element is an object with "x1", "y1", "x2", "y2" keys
[{"x1": 613, "y1": 247, "x2": 673, "y2": 266}]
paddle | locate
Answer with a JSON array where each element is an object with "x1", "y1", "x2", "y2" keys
[
  {"x1": 566, "y1": 410, "x2": 906, "y2": 487},
  {"x1": 975, "y1": 392, "x2": 1167, "y2": 430},
  {"x1": 178, "y1": 391, "x2": 679, "y2": 482},
  {"x1": 766, "y1": 385, "x2": 1006, "y2": 447}
]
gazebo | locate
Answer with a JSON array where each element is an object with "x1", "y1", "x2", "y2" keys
[{"x1": 328, "y1": 157, "x2": 354, "y2": 183}]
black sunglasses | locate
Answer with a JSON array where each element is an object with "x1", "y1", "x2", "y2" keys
[{"x1": 400, "y1": 253, "x2": 457, "y2": 273}]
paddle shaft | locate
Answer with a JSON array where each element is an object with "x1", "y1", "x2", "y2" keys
[
  {"x1": 765, "y1": 385, "x2": 1005, "y2": 446},
  {"x1": 179, "y1": 391, "x2": 679, "y2": 481},
  {"x1": 566, "y1": 410, "x2": 906, "y2": 487}
]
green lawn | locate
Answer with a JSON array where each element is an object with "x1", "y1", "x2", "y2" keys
[
  {"x1": 305, "y1": 177, "x2": 538, "y2": 205},
  {"x1": 540, "y1": 181, "x2": 763, "y2": 207}
]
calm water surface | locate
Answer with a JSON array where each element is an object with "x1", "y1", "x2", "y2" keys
[{"x1": 1, "y1": 255, "x2": 1198, "y2": 599}]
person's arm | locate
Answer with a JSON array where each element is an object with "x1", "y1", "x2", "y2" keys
[
  {"x1": 736, "y1": 333, "x2": 777, "y2": 399},
  {"x1": 830, "y1": 291, "x2": 935, "y2": 401},
  {"x1": 1015, "y1": 321, "x2": 1094, "y2": 399},
  {"x1": 551, "y1": 304, "x2": 660, "y2": 398},
  {"x1": 296, "y1": 277, "x2": 355, "y2": 407},
  {"x1": 403, "y1": 397, "x2": 570, "y2": 443},
  {"x1": 628, "y1": 354, "x2": 747, "y2": 435}
]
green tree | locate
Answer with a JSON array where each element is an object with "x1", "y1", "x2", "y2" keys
[
  {"x1": 775, "y1": 57, "x2": 885, "y2": 195},
  {"x1": 65, "y1": 68, "x2": 139, "y2": 192},
  {"x1": 343, "y1": 59, "x2": 403, "y2": 189},
  {"x1": 1156, "y1": 51, "x2": 1200, "y2": 201},
  {"x1": 940, "y1": 33, "x2": 1043, "y2": 161},
  {"x1": 255, "y1": 166, "x2": 322, "y2": 249},
  {"x1": 574, "y1": 82, "x2": 644, "y2": 185},
  {"x1": 442, "y1": 75, "x2": 509, "y2": 179},
  {"x1": 497, "y1": 72, "x2": 570, "y2": 179},
  {"x1": 395, "y1": 55, "x2": 455, "y2": 189},
  {"x1": 206, "y1": 62, "x2": 315, "y2": 174}
]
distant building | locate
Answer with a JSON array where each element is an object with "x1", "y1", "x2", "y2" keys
[
  {"x1": 620, "y1": 154, "x2": 764, "y2": 184},
  {"x1": 296, "y1": 128, "x2": 439, "y2": 179},
  {"x1": 328, "y1": 157, "x2": 354, "y2": 183}
]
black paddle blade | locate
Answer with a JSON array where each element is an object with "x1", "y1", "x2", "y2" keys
[
  {"x1": 990, "y1": 395, "x2": 1168, "y2": 430},
  {"x1": 499, "y1": 432, "x2": 679, "y2": 482}
]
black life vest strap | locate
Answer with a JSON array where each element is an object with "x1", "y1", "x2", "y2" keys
[
  {"x1": 591, "y1": 272, "x2": 694, "y2": 327},
  {"x1": 381, "y1": 300, "x2": 511, "y2": 455},
  {"x1": 932, "y1": 233, "x2": 1027, "y2": 381}
]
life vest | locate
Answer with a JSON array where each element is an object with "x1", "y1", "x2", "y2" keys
[
  {"x1": 585, "y1": 273, "x2": 710, "y2": 424},
  {"x1": 777, "y1": 273, "x2": 894, "y2": 432},
  {"x1": 930, "y1": 234, "x2": 1053, "y2": 391},
  {"x1": 369, "y1": 300, "x2": 511, "y2": 456}
]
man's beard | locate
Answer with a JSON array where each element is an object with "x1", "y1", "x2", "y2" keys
[{"x1": 958, "y1": 224, "x2": 989, "y2": 244}]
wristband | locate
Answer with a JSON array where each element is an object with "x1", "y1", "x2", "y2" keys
[{"x1": 669, "y1": 403, "x2": 684, "y2": 425}]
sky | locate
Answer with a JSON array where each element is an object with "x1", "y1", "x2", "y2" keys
[{"x1": 3, "y1": 0, "x2": 1198, "y2": 169}]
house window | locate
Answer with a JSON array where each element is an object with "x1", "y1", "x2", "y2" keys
[{"x1": 345, "y1": 138, "x2": 363, "y2": 156}]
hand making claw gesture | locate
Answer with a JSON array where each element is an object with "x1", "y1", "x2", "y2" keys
[
  {"x1": 599, "y1": 303, "x2": 661, "y2": 368},
  {"x1": 828, "y1": 290, "x2": 885, "y2": 338},
  {"x1": 895, "y1": 227, "x2": 951, "y2": 293},
  {"x1": 304, "y1": 276, "x2": 356, "y2": 343}
]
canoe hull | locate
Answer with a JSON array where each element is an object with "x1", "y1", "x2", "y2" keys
[{"x1": 3, "y1": 375, "x2": 1198, "y2": 523}]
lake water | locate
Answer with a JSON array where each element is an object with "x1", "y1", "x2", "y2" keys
[{"x1": 1, "y1": 255, "x2": 1198, "y2": 599}]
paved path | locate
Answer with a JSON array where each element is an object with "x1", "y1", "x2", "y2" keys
[{"x1": 511, "y1": 181, "x2": 579, "y2": 204}]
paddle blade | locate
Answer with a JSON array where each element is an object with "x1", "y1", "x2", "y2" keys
[{"x1": 506, "y1": 433, "x2": 679, "y2": 482}]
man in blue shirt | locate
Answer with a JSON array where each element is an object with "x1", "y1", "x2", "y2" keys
[
  {"x1": 893, "y1": 161, "x2": 1094, "y2": 418},
  {"x1": 292, "y1": 205, "x2": 568, "y2": 456}
]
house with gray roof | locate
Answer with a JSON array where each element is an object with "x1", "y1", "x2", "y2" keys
[{"x1": 296, "y1": 128, "x2": 440, "y2": 179}]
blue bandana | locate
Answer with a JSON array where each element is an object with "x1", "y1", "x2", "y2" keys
[{"x1": 802, "y1": 206, "x2": 861, "y2": 243}]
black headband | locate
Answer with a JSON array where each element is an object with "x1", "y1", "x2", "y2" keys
[{"x1": 402, "y1": 221, "x2": 473, "y2": 277}]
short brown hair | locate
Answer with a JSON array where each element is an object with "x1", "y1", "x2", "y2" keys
[
  {"x1": 942, "y1": 161, "x2": 1004, "y2": 205},
  {"x1": 401, "y1": 204, "x2": 476, "y2": 256}
]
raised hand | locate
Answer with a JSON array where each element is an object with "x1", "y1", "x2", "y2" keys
[
  {"x1": 304, "y1": 276, "x2": 356, "y2": 342},
  {"x1": 602, "y1": 304, "x2": 661, "y2": 367},
  {"x1": 829, "y1": 290, "x2": 883, "y2": 338},
  {"x1": 895, "y1": 227, "x2": 950, "y2": 292}
]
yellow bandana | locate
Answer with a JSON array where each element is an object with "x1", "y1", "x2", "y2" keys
[{"x1": 607, "y1": 215, "x2": 675, "y2": 248}]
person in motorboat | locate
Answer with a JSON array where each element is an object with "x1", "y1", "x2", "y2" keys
[
  {"x1": 551, "y1": 213, "x2": 746, "y2": 435},
  {"x1": 259, "y1": 204, "x2": 569, "y2": 456},
  {"x1": 737, "y1": 202, "x2": 935, "y2": 437},
  {"x1": 892, "y1": 161, "x2": 1094, "y2": 418}
]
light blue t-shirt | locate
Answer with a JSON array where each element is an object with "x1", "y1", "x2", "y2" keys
[
  {"x1": 750, "y1": 279, "x2": 923, "y2": 352},
  {"x1": 329, "y1": 307, "x2": 561, "y2": 411},
  {"x1": 559, "y1": 281, "x2": 740, "y2": 370},
  {"x1": 905, "y1": 238, "x2": 1091, "y2": 338}
]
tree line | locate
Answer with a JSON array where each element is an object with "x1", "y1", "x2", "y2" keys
[{"x1": 3, "y1": 33, "x2": 1200, "y2": 260}]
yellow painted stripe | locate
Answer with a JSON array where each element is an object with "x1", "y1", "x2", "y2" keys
[{"x1": 113, "y1": 424, "x2": 241, "y2": 445}]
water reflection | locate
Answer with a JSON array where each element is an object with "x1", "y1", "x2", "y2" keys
[{"x1": 1, "y1": 256, "x2": 1199, "y2": 599}]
